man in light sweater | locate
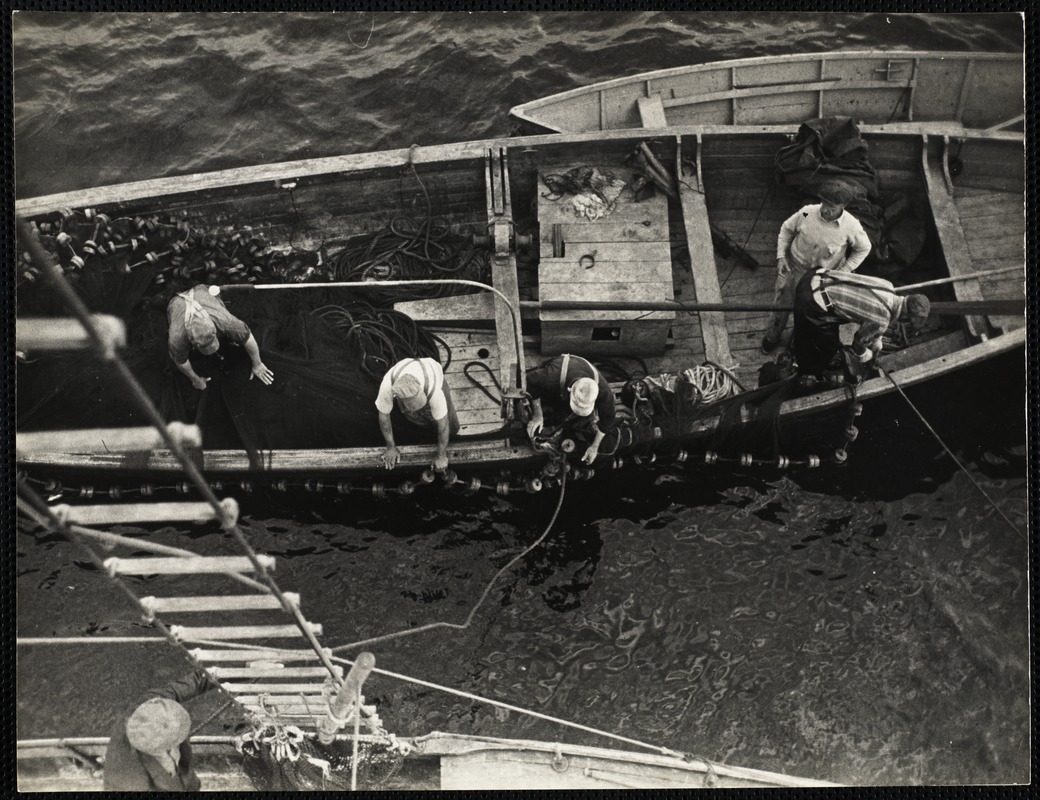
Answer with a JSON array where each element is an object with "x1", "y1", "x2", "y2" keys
[{"x1": 762, "y1": 180, "x2": 872, "y2": 354}]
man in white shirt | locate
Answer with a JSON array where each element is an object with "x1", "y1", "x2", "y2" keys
[
  {"x1": 762, "y1": 180, "x2": 872, "y2": 354},
  {"x1": 375, "y1": 357, "x2": 459, "y2": 471}
]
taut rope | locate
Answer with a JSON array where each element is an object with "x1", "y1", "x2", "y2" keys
[{"x1": 879, "y1": 365, "x2": 1025, "y2": 540}]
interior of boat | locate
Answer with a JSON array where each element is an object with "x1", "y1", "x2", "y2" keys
[{"x1": 16, "y1": 126, "x2": 1025, "y2": 456}]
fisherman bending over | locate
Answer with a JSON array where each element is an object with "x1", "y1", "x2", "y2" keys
[
  {"x1": 376, "y1": 357, "x2": 459, "y2": 471},
  {"x1": 525, "y1": 353, "x2": 616, "y2": 465},
  {"x1": 103, "y1": 668, "x2": 220, "y2": 791},
  {"x1": 762, "y1": 180, "x2": 872, "y2": 354},
  {"x1": 167, "y1": 284, "x2": 274, "y2": 389},
  {"x1": 792, "y1": 267, "x2": 930, "y2": 384}
]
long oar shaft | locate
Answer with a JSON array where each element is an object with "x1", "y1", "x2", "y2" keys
[
  {"x1": 896, "y1": 265, "x2": 1021, "y2": 292},
  {"x1": 522, "y1": 299, "x2": 1023, "y2": 316}
]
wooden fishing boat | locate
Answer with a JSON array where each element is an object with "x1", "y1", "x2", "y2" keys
[
  {"x1": 15, "y1": 111, "x2": 1024, "y2": 499},
  {"x1": 17, "y1": 732, "x2": 837, "y2": 790},
  {"x1": 508, "y1": 50, "x2": 1023, "y2": 135}
]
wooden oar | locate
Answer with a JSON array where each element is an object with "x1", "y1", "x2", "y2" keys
[
  {"x1": 522, "y1": 299, "x2": 1024, "y2": 316},
  {"x1": 895, "y1": 265, "x2": 1022, "y2": 292}
]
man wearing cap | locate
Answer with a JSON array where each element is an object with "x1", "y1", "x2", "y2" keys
[
  {"x1": 376, "y1": 356, "x2": 459, "y2": 471},
  {"x1": 167, "y1": 284, "x2": 274, "y2": 389},
  {"x1": 792, "y1": 267, "x2": 930, "y2": 383},
  {"x1": 103, "y1": 668, "x2": 220, "y2": 791},
  {"x1": 525, "y1": 353, "x2": 616, "y2": 465},
  {"x1": 762, "y1": 181, "x2": 872, "y2": 354}
]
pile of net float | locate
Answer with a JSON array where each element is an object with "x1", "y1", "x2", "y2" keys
[{"x1": 23, "y1": 208, "x2": 329, "y2": 288}]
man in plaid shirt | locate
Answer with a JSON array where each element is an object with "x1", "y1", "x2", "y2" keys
[
  {"x1": 792, "y1": 267, "x2": 931, "y2": 382},
  {"x1": 762, "y1": 180, "x2": 873, "y2": 354}
]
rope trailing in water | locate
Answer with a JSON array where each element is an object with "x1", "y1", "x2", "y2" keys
[
  {"x1": 329, "y1": 463, "x2": 569, "y2": 653},
  {"x1": 879, "y1": 365, "x2": 1025, "y2": 540}
]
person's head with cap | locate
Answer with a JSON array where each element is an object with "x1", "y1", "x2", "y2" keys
[
  {"x1": 569, "y1": 377, "x2": 599, "y2": 417},
  {"x1": 186, "y1": 313, "x2": 219, "y2": 356},
  {"x1": 816, "y1": 180, "x2": 857, "y2": 222},
  {"x1": 391, "y1": 372, "x2": 425, "y2": 408},
  {"x1": 181, "y1": 289, "x2": 220, "y2": 356},
  {"x1": 126, "y1": 697, "x2": 191, "y2": 764},
  {"x1": 902, "y1": 293, "x2": 931, "y2": 333}
]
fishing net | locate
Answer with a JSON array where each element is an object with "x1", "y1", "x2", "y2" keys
[
  {"x1": 615, "y1": 365, "x2": 852, "y2": 459},
  {"x1": 16, "y1": 216, "x2": 485, "y2": 469},
  {"x1": 540, "y1": 166, "x2": 626, "y2": 221}
]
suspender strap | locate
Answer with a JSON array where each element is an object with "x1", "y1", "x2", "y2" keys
[
  {"x1": 391, "y1": 359, "x2": 434, "y2": 401},
  {"x1": 559, "y1": 354, "x2": 600, "y2": 395}
]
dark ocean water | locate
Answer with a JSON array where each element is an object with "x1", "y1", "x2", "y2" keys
[{"x1": 13, "y1": 11, "x2": 1029, "y2": 787}]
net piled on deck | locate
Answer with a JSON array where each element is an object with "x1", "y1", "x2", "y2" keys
[{"x1": 17, "y1": 251, "x2": 451, "y2": 468}]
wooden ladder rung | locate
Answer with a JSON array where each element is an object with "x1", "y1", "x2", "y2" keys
[
  {"x1": 222, "y1": 683, "x2": 328, "y2": 694},
  {"x1": 16, "y1": 315, "x2": 127, "y2": 355},
  {"x1": 234, "y1": 694, "x2": 328, "y2": 706},
  {"x1": 106, "y1": 554, "x2": 275, "y2": 576},
  {"x1": 239, "y1": 707, "x2": 323, "y2": 718},
  {"x1": 208, "y1": 665, "x2": 336, "y2": 679},
  {"x1": 141, "y1": 593, "x2": 297, "y2": 614},
  {"x1": 18, "y1": 423, "x2": 202, "y2": 455},
  {"x1": 190, "y1": 648, "x2": 321, "y2": 663},
  {"x1": 171, "y1": 622, "x2": 320, "y2": 641},
  {"x1": 55, "y1": 499, "x2": 239, "y2": 528}
]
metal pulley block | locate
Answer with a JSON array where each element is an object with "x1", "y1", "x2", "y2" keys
[{"x1": 473, "y1": 222, "x2": 534, "y2": 257}]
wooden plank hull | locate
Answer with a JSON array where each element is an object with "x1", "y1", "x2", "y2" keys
[
  {"x1": 509, "y1": 51, "x2": 1023, "y2": 134},
  {"x1": 17, "y1": 733, "x2": 837, "y2": 790},
  {"x1": 15, "y1": 117, "x2": 1024, "y2": 487}
]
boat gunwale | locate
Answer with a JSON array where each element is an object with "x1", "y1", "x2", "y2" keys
[
  {"x1": 15, "y1": 328, "x2": 1024, "y2": 474},
  {"x1": 507, "y1": 49, "x2": 1023, "y2": 128},
  {"x1": 14, "y1": 124, "x2": 1022, "y2": 218},
  {"x1": 17, "y1": 731, "x2": 839, "y2": 788}
]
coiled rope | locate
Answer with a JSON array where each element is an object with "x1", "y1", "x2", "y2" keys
[
  {"x1": 880, "y1": 364, "x2": 1025, "y2": 540},
  {"x1": 683, "y1": 364, "x2": 739, "y2": 404}
]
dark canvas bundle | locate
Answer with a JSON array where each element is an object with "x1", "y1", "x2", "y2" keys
[{"x1": 775, "y1": 117, "x2": 879, "y2": 201}]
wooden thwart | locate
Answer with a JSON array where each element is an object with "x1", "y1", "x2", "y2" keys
[
  {"x1": 677, "y1": 142, "x2": 734, "y2": 367},
  {"x1": 922, "y1": 137, "x2": 990, "y2": 337},
  {"x1": 105, "y1": 554, "x2": 275, "y2": 576}
]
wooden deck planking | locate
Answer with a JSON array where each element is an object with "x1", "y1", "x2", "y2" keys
[
  {"x1": 538, "y1": 259, "x2": 673, "y2": 284},
  {"x1": 435, "y1": 329, "x2": 506, "y2": 434},
  {"x1": 538, "y1": 220, "x2": 670, "y2": 248},
  {"x1": 956, "y1": 189, "x2": 1025, "y2": 334},
  {"x1": 540, "y1": 241, "x2": 672, "y2": 262}
]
